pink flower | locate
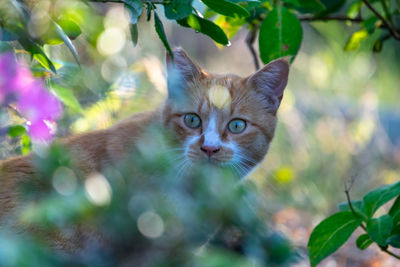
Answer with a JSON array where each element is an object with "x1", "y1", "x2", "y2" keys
[{"x1": 0, "y1": 52, "x2": 63, "y2": 141}]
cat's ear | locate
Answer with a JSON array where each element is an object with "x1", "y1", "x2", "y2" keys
[
  {"x1": 166, "y1": 48, "x2": 202, "y2": 83},
  {"x1": 166, "y1": 48, "x2": 203, "y2": 102},
  {"x1": 246, "y1": 58, "x2": 289, "y2": 112}
]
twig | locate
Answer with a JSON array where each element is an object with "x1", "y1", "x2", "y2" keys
[
  {"x1": 361, "y1": 0, "x2": 400, "y2": 40},
  {"x1": 246, "y1": 27, "x2": 260, "y2": 71},
  {"x1": 344, "y1": 181, "x2": 400, "y2": 261},
  {"x1": 344, "y1": 182, "x2": 367, "y2": 232},
  {"x1": 6, "y1": 104, "x2": 24, "y2": 119},
  {"x1": 299, "y1": 15, "x2": 363, "y2": 22},
  {"x1": 381, "y1": 247, "x2": 400, "y2": 260}
]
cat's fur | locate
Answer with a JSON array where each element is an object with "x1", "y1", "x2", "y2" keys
[{"x1": 0, "y1": 48, "x2": 289, "y2": 236}]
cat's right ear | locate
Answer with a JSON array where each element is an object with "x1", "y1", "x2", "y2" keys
[
  {"x1": 166, "y1": 48, "x2": 202, "y2": 102},
  {"x1": 246, "y1": 58, "x2": 289, "y2": 113}
]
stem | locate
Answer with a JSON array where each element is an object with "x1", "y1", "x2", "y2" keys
[
  {"x1": 299, "y1": 15, "x2": 363, "y2": 22},
  {"x1": 246, "y1": 27, "x2": 260, "y2": 71},
  {"x1": 361, "y1": 0, "x2": 400, "y2": 40},
  {"x1": 379, "y1": 0, "x2": 393, "y2": 28},
  {"x1": 345, "y1": 183, "x2": 400, "y2": 261},
  {"x1": 344, "y1": 187, "x2": 367, "y2": 231},
  {"x1": 381, "y1": 247, "x2": 400, "y2": 260}
]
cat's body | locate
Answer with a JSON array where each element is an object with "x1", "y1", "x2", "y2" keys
[{"x1": 0, "y1": 48, "x2": 289, "y2": 249}]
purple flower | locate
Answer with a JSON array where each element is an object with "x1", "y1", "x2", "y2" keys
[{"x1": 0, "y1": 52, "x2": 63, "y2": 141}]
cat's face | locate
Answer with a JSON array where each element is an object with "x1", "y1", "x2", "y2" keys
[{"x1": 162, "y1": 48, "x2": 289, "y2": 177}]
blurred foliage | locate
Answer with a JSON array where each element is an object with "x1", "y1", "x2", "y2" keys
[{"x1": 1, "y1": 129, "x2": 298, "y2": 266}]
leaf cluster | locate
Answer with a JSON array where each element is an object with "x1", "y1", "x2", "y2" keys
[{"x1": 308, "y1": 181, "x2": 400, "y2": 266}]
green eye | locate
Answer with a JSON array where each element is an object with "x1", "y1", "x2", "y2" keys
[
  {"x1": 228, "y1": 119, "x2": 246, "y2": 134},
  {"x1": 184, "y1": 113, "x2": 201, "y2": 128}
]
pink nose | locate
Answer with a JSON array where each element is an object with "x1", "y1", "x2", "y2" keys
[{"x1": 200, "y1": 145, "x2": 220, "y2": 157}]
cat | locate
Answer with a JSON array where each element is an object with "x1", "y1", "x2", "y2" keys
[{"x1": 0, "y1": 48, "x2": 289, "y2": 245}]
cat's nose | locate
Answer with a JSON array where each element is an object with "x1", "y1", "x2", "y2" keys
[{"x1": 200, "y1": 145, "x2": 220, "y2": 157}]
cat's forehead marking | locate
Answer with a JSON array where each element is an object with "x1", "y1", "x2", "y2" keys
[{"x1": 208, "y1": 85, "x2": 231, "y2": 110}]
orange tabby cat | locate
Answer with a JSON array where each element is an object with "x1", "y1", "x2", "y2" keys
[{"x1": 0, "y1": 48, "x2": 289, "y2": 228}]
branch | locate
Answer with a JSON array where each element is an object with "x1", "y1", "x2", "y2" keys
[
  {"x1": 345, "y1": 181, "x2": 400, "y2": 261},
  {"x1": 299, "y1": 15, "x2": 363, "y2": 22},
  {"x1": 246, "y1": 27, "x2": 260, "y2": 71},
  {"x1": 361, "y1": 0, "x2": 400, "y2": 40}
]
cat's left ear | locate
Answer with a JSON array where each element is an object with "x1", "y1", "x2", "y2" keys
[
  {"x1": 246, "y1": 58, "x2": 289, "y2": 112},
  {"x1": 166, "y1": 48, "x2": 203, "y2": 102}
]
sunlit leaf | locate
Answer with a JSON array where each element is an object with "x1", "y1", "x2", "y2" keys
[
  {"x1": 344, "y1": 29, "x2": 368, "y2": 51},
  {"x1": 214, "y1": 15, "x2": 246, "y2": 40},
  {"x1": 19, "y1": 38, "x2": 56, "y2": 73},
  {"x1": 366, "y1": 214, "x2": 393, "y2": 246},
  {"x1": 201, "y1": 0, "x2": 250, "y2": 18},
  {"x1": 308, "y1": 211, "x2": 361, "y2": 267},
  {"x1": 57, "y1": 18, "x2": 82, "y2": 40},
  {"x1": 259, "y1": 6, "x2": 302, "y2": 64},
  {"x1": 53, "y1": 21, "x2": 80, "y2": 66},
  {"x1": 21, "y1": 134, "x2": 31, "y2": 155}
]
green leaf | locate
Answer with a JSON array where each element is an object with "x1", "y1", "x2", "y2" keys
[
  {"x1": 57, "y1": 18, "x2": 82, "y2": 40},
  {"x1": 53, "y1": 21, "x2": 80, "y2": 66},
  {"x1": 154, "y1": 11, "x2": 173, "y2": 59},
  {"x1": 201, "y1": 0, "x2": 250, "y2": 18},
  {"x1": 344, "y1": 29, "x2": 368, "y2": 51},
  {"x1": 363, "y1": 16, "x2": 380, "y2": 34},
  {"x1": 8, "y1": 125, "x2": 26, "y2": 138},
  {"x1": 146, "y1": 2, "x2": 152, "y2": 21},
  {"x1": 363, "y1": 181, "x2": 400, "y2": 217},
  {"x1": 51, "y1": 84, "x2": 83, "y2": 113},
  {"x1": 164, "y1": 0, "x2": 193, "y2": 20},
  {"x1": 308, "y1": 211, "x2": 361, "y2": 267},
  {"x1": 124, "y1": 0, "x2": 142, "y2": 46},
  {"x1": 284, "y1": 0, "x2": 325, "y2": 14},
  {"x1": 214, "y1": 15, "x2": 246, "y2": 39},
  {"x1": 388, "y1": 235, "x2": 400, "y2": 248},
  {"x1": 389, "y1": 195, "x2": 400, "y2": 217},
  {"x1": 338, "y1": 200, "x2": 363, "y2": 212},
  {"x1": 177, "y1": 14, "x2": 229, "y2": 45},
  {"x1": 124, "y1": 0, "x2": 143, "y2": 24},
  {"x1": 19, "y1": 38, "x2": 56, "y2": 73},
  {"x1": 356, "y1": 233, "x2": 373, "y2": 250},
  {"x1": 130, "y1": 23, "x2": 138, "y2": 46},
  {"x1": 366, "y1": 214, "x2": 393, "y2": 246},
  {"x1": 259, "y1": 6, "x2": 302, "y2": 64},
  {"x1": 391, "y1": 209, "x2": 400, "y2": 226},
  {"x1": 21, "y1": 134, "x2": 31, "y2": 155}
]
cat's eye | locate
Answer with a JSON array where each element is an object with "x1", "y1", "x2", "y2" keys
[
  {"x1": 228, "y1": 119, "x2": 246, "y2": 134},
  {"x1": 184, "y1": 113, "x2": 201, "y2": 129}
]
